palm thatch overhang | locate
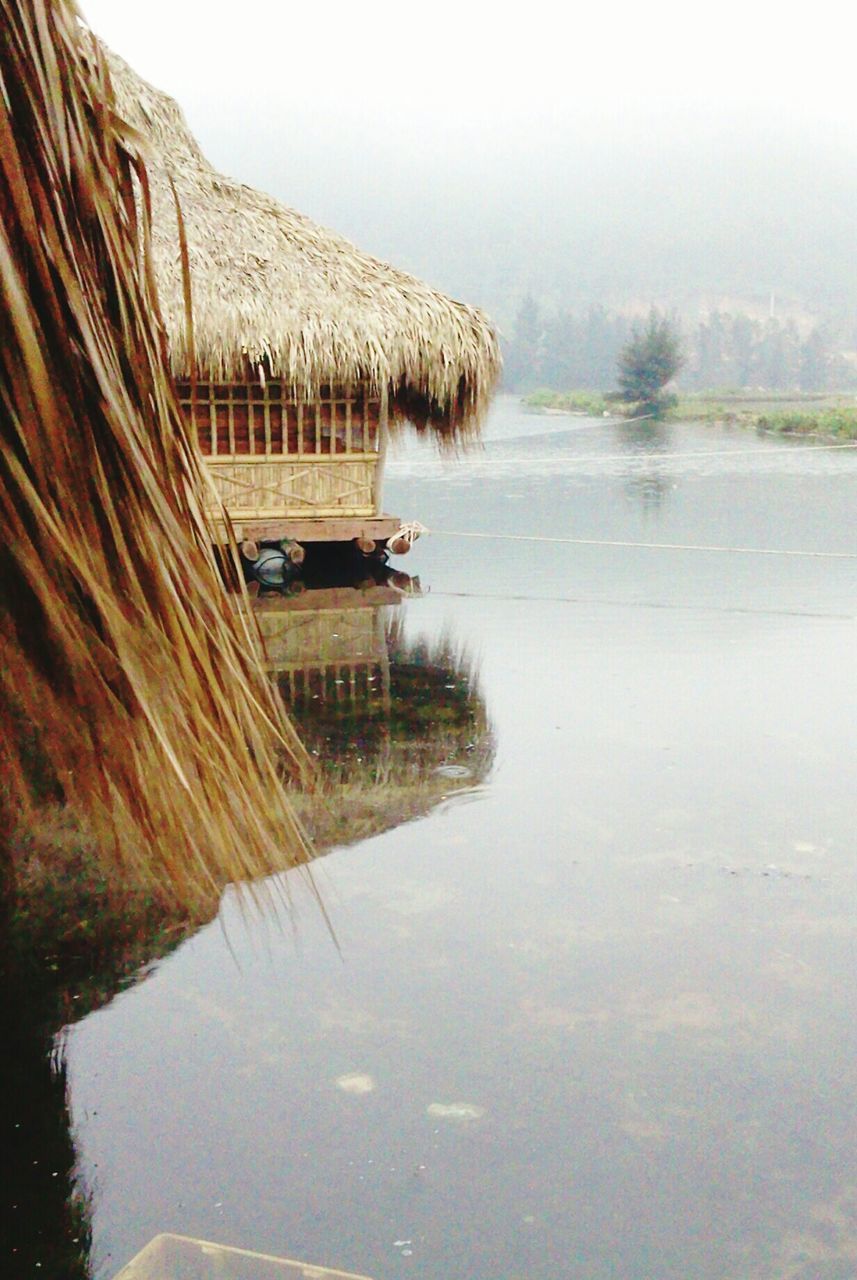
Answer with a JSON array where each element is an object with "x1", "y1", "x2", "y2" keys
[
  {"x1": 2, "y1": 0, "x2": 314, "y2": 916},
  {"x1": 98, "y1": 45, "x2": 501, "y2": 446}
]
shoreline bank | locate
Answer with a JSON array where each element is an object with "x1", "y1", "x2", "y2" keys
[{"x1": 521, "y1": 389, "x2": 857, "y2": 441}]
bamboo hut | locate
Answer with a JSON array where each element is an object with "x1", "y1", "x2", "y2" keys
[{"x1": 100, "y1": 46, "x2": 501, "y2": 563}]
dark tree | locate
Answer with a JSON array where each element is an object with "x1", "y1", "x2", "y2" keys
[
  {"x1": 799, "y1": 327, "x2": 830, "y2": 391},
  {"x1": 731, "y1": 313, "x2": 758, "y2": 388},
  {"x1": 504, "y1": 294, "x2": 544, "y2": 391},
  {"x1": 758, "y1": 317, "x2": 799, "y2": 390},
  {"x1": 695, "y1": 310, "x2": 730, "y2": 389},
  {"x1": 617, "y1": 310, "x2": 684, "y2": 412}
]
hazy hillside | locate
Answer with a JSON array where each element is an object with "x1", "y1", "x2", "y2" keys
[{"x1": 196, "y1": 116, "x2": 857, "y2": 335}]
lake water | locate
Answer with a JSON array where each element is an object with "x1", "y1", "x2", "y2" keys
[{"x1": 31, "y1": 398, "x2": 857, "y2": 1277}]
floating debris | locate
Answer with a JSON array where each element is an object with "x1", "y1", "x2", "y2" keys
[
  {"x1": 433, "y1": 764, "x2": 472, "y2": 779},
  {"x1": 426, "y1": 1102, "x2": 485, "y2": 1121},
  {"x1": 335, "y1": 1073, "x2": 376, "y2": 1095}
]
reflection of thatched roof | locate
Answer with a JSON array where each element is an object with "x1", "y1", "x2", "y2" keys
[
  {"x1": 253, "y1": 584, "x2": 494, "y2": 847},
  {"x1": 99, "y1": 43, "x2": 501, "y2": 439}
]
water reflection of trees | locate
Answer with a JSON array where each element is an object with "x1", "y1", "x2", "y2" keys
[{"x1": 611, "y1": 418, "x2": 673, "y2": 514}]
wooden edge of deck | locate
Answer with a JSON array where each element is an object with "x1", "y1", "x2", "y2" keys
[
  {"x1": 251, "y1": 585, "x2": 412, "y2": 612},
  {"x1": 215, "y1": 514, "x2": 408, "y2": 544}
]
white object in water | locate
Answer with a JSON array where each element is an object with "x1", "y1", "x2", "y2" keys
[
  {"x1": 111, "y1": 1233, "x2": 375, "y2": 1278},
  {"x1": 426, "y1": 1101, "x2": 485, "y2": 1121},
  {"x1": 335, "y1": 1072, "x2": 376, "y2": 1095},
  {"x1": 433, "y1": 764, "x2": 471, "y2": 779}
]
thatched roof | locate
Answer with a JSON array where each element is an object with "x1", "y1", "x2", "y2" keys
[
  {"x1": 99, "y1": 43, "x2": 501, "y2": 438},
  {"x1": 3, "y1": 1, "x2": 310, "y2": 912}
]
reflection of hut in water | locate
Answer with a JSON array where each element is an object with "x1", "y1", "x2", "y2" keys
[
  {"x1": 102, "y1": 46, "x2": 500, "y2": 565},
  {"x1": 10, "y1": 584, "x2": 492, "y2": 1276},
  {"x1": 256, "y1": 587, "x2": 494, "y2": 847},
  {"x1": 256, "y1": 585, "x2": 399, "y2": 713}
]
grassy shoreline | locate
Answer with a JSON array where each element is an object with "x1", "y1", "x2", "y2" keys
[{"x1": 523, "y1": 389, "x2": 857, "y2": 440}]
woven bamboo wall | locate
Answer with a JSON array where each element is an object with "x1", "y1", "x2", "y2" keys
[
  {"x1": 258, "y1": 606, "x2": 386, "y2": 668},
  {"x1": 178, "y1": 381, "x2": 384, "y2": 520},
  {"x1": 261, "y1": 606, "x2": 392, "y2": 718},
  {"x1": 207, "y1": 458, "x2": 377, "y2": 518}
]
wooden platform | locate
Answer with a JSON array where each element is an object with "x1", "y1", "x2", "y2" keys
[
  {"x1": 222, "y1": 514, "x2": 406, "y2": 545},
  {"x1": 252, "y1": 584, "x2": 408, "y2": 613}
]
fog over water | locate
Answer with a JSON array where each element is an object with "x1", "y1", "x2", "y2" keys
[{"x1": 62, "y1": 399, "x2": 857, "y2": 1280}]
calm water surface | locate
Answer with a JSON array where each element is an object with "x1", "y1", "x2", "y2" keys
[{"x1": 65, "y1": 398, "x2": 857, "y2": 1278}]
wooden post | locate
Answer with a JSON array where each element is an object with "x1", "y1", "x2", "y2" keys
[
  {"x1": 187, "y1": 385, "x2": 199, "y2": 449},
  {"x1": 374, "y1": 384, "x2": 389, "y2": 515},
  {"x1": 248, "y1": 390, "x2": 256, "y2": 456},
  {"x1": 227, "y1": 386, "x2": 235, "y2": 455},
  {"x1": 345, "y1": 383, "x2": 353, "y2": 455},
  {"x1": 279, "y1": 538, "x2": 305, "y2": 565},
  {"x1": 263, "y1": 384, "x2": 272, "y2": 455},
  {"x1": 363, "y1": 386, "x2": 371, "y2": 451},
  {"x1": 209, "y1": 386, "x2": 217, "y2": 457}
]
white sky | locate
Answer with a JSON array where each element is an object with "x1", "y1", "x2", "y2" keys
[{"x1": 80, "y1": 0, "x2": 857, "y2": 148}]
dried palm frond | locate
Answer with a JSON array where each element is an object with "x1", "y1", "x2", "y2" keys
[
  {"x1": 99, "y1": 44, "x2": 502, "y2": 445},
  {"x1": 0, "y1": 0, "x2": 311, "y2": 913}
]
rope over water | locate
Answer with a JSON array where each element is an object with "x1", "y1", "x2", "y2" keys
[
  {"x1": 428, "y1": 530, "x2": 857, "y2": 560},
  {"x1": 389, "y1": 440, "x2": 857, "y2": 469}
]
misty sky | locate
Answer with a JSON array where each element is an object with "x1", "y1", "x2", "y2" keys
[
  {"x1": 80, "y1": 0, "x2": 857, "y2": 326},
  {"x1": 82, "y1": 0, "x2": 857, "y2": 138}
]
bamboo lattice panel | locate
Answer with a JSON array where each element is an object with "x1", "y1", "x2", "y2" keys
[{"x1": 205, "y1": 458, "x2": 377, "y2": 518}]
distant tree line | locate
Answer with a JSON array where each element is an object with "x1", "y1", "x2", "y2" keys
[{"x1": 503, "y1": 297, "x2": 857, "y2": 394}]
